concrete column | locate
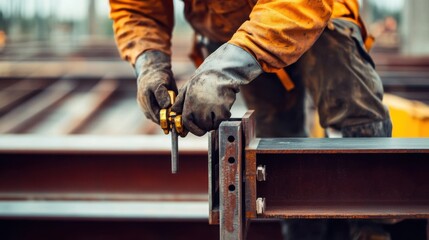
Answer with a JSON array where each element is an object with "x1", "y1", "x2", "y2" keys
[
  {"x1": 402, "y1": 0, "x2": 429, "y2": 55},
  {"x1": 360, "y1": 0, "x2": 373, "y2": 24},
  {"x1": 88, "y1": 0, "x2": 96, "y2": 36}
]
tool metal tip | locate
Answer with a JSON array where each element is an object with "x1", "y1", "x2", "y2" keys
[{"x1": 171, "y1": 128, "x2": 179, "y2": 174}]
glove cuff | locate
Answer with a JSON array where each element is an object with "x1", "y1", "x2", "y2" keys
[
  {"x1": 196, "y1": 43, "x2": 263, "y2": 83},
  {"x1": 134, "y1": 50, "x2": 171, "y2": 77}
]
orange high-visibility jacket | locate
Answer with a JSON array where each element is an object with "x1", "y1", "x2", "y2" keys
[{"x1": 110, "y1": 0, "x2": 368, "y2": 72}]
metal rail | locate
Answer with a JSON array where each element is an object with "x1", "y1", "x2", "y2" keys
[
  {"x1": 0, "y1": 135, "x2": 208, "y2": 219},
  {"x1": 0, "y1": 135, "x2": 287, "y2": 240}
]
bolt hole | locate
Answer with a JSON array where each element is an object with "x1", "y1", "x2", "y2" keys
[
  {"x1": 228, "y1": 157, "x2": 235, "y2": 164},
  {"x1": 228, "y1": 136, "x2": 235, "y2": 142},
  {"x1": 228, "y1": 184, "x2": 235, "y2": 192}
]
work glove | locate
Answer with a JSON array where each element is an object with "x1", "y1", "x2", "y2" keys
[
  {"x1": 172, "y1": 43, "x2": 263, "y2": 136},
  {"x1": 135, "y1": 50, "x2": 177, "y2": 124}
]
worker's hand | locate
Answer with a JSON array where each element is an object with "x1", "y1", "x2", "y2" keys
[
  {"x1": 135, "y1": 50, "x2": 177, "y2": 124},
  {"x1": 172, "y1": 43, "x2": 262, "y2": 136}
]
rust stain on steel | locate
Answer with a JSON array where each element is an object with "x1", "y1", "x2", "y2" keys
[
  {"x1": 245, "y1": 151, "x2": 257, "y2": 220},
  {"x1": 209, "y1": 210, "x2": 220, "y2": 225},
  {"x1": 223, "y1": 184, "x2": 237, "y2": 233},
  {"x1": 222, "y1": 127, "x2": 239, "y2": 233},
  {"x1": 241, "y1": 110, "x2": 255, "y2": 147},
  {"x1": 219, "y1": 121, "x2": 243, "y2": 239},
  {"x1": 242, "y1": 111, "x2": 258, "y2": 220}
]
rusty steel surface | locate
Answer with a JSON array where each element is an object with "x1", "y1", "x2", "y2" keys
[
  {"x1": 0, "y1": 134, "x2": 287, "y2": 238},
  {"x1": 373, "y1": 54, "x2": 429, "y2": 71},
  {"x1": 1, "y1": 220, "x2": 220, "y2": 240},
  {"x1": 242, "y1": 111, "x2": 258, "y2": 223},
  {"x1": 0, "y1": 77, "x2": 163, "y2": 135},
  {"x1": 255, "y1": 152, "x2": 429, "y2": 219},
  {"x1": 0, "y1": 138, "x2": 207, "y2": 198},
  {"x1": 0, "y1": 60, "x2": 196, "y2": 136},
  {"x1": 244, "y1": 138, "x2": 429, "y2": 221},
  {"x1": 219, "y1": 121, "x2": 243, "y2": 240},
  {"x1": 0, "y1": 135, "x2": 209, "y2": 222},
  {"x1": 0, "y1": 79, "x2": 77, "y2": 133},
  {"x1": 246, "y1": 138, "x2": 429, "y2": 219},
  {"x1": 373, "y1": 55, "x2": 429, "y2": 104},
  {"x1": 212, "y1": 111, "x2": 429, "y2": 240}
]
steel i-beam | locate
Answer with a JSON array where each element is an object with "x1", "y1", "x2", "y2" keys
[{"x1": 212, "y1": 110, "x2": 429, "y2": 240}]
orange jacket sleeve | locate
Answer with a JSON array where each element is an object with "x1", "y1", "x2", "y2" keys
[
  {"x1": 109, "y1": 0, "x2": 174, "y2": 65},
  {"x1": 229, "y1": 0, "x2": 334, "y2": 72}
]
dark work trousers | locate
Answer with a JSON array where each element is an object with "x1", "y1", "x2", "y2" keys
[{"x1": 240, "y1": 19, "x2": 392, "y2": 138}]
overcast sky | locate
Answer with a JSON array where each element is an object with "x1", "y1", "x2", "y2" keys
[
  {"x1": 368, "y1": 0, "x2": 404, "y2": 11},
  {"x1": 0, "y1": 0, "x2": 405, "y2": 20}
]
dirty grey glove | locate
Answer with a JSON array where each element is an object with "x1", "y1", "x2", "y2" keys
[
  {"x1": 135, "y1": 50, "x2": 177, "y2": 124},
  {"x1": 171, "y1": 43, "x2": 263, "y2": 136}
]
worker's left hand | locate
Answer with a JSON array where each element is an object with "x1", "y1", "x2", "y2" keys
[{"x1": 172, "y1": 43, "x2": 262, "y2": 136}]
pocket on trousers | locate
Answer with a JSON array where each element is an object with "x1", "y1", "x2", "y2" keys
[{"x1": 332, "y1": 19, "x2": 375, "y2": 68}]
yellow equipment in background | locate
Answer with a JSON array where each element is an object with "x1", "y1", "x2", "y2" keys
[
  {"x1": 383, "y1": 94, "x2": 429, "y2": 137},
  {"x1": 310, "y1": 94, "x2": 429, "y2": 138}
]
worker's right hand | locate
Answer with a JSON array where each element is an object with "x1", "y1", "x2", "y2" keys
[
  {"x1": 171, "y1": 43, "x2": 263, "y2": 136},
  {"x1": 134, "y1": 50, "x2": 177, "y2": 124}
]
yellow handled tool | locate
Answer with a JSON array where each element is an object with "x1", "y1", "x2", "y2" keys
[{"x1": 160, "y1": 91, "x2": 186, "y2": 174}]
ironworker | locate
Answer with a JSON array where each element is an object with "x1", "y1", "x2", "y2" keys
[
  {"x1": 110, "y1": 0, "x2": 393, "y2": 239},
  {"x1": 110, "y1": 0, "x2": 392, "y2": 138}
]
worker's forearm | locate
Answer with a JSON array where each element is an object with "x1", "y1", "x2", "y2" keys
[
  {"x1": 109, "y1": 0, "x2": 174, "y2": 65},
  {"x1": 229, "y1": 0, "x2": 334, "y2": 72}
]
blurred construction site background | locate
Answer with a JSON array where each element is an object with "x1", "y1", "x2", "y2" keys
[
  {"x1": 0, "y1": 0, "x2": 428, "y2": 137},
  {"x1": 1, "y1": 0, "x2": 427, "y2": 56}
]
